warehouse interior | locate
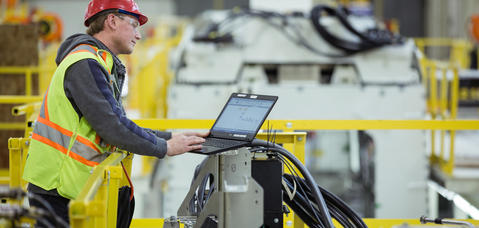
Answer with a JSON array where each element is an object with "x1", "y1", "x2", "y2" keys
[{"x1": 1, "y1": 0, "x2": 479, "y2": 227}]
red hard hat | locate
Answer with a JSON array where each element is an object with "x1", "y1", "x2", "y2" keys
[{"x1": 84, "y1": 0, "x2": 148, "y2": 26}]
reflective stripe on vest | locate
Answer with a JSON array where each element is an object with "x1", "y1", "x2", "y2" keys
[{"x1": 33, "y1": 117, "x2": 107, "y2": 166}]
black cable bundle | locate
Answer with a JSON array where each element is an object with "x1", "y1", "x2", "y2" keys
[
  {"x1": 310, "y1": 5, "x2": 402, "y2": 54},
  {"x1": 283, "y1": 174, "x2": 367, "y2": 228},
  {"x1": 249, "y1": 139, "x2": 368, "y2": 228},
  {"x1": 193, "y1": 6, "x2": 402, "y2": 57},
  {"x1": 193, "y1": 7, "x2": 349, "y2": 57}
]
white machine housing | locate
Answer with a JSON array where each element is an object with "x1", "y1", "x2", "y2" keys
[{"x1": 160, "y1": 9, "x2": 428, "y2": 219}]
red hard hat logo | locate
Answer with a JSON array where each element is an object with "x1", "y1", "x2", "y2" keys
[{"x1": 84, "y1": 0, "x2": 148, "y2": 26}]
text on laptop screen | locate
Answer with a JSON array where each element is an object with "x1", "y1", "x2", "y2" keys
[{"x1": 212, "y1": 97, "x2": 274, "y2": 135}]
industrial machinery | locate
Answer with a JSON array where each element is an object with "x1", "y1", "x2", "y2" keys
[
  {"x1": 164, "y1": 140, "x2": 368, "y2": 228},
  {"x1": 147, "y1": 4, "x2": 428, "y2": 219},
  {"x1": 0, "y1": 187, "x2": 69, "y2": 227}
]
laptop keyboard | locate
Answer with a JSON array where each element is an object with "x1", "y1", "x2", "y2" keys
[{"x1": 203, "y1": 138, "x2": 246, "y2": 148}]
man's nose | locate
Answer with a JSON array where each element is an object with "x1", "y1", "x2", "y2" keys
[{"x1": 135, "y1": 30, "x2": 141, "y2": 40}]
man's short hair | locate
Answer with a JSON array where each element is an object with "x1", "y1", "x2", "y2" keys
[{"x1": 86, "y1": 9, "x2": 121, "y2": 36}]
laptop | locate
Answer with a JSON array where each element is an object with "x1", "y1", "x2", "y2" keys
[{"x1": 190, "y1": 93, "x2": 278, "y2": 155}]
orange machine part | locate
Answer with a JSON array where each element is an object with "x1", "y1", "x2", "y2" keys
[{"x1": 470, "y1": 15, "x2": 479, "y2": 43}]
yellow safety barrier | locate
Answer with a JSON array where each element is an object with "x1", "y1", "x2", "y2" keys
[
  {"x1": 420, "y1": 59, "x2": 460, "y2": 175},
  {"x1": 134, "y1": 119, "x2": 479, "y2": 131},
  {"x1": 0, "y1": 66, "x2": 48, "y2": 131},
  {"x1": 3, "y1": 137, "x2": 35, "y2": 227},
  {"x1": 0, "y1": 96, "x2": 42, "y2": 131},
  {"x1": 6, "y1": 138, "x2": 30, "y2": 191},
  {"x1": 134, "y1": 117, "x2": 479, "y2": 177},
  {"x1": 69, "y1": 152, "x2": 128, "y2": 228},
  {"x1": 11, "y1": 102, "x2": 41, "y2": 137},
  {"x1": 0, "y1": 102, "x2": 40, "y2": 187},
  {"x1": 415, "y1": 38, "x2": 473, "y2": 69},
  {"x1": 0, "y1": 66, "x2": 53, "y2": 96},
  {"x1": 0, "y1": 42, "x2": 56, "y2": 133},
  {"x1": 5, "y1": 118, "x2": 479, "y2": 227}
]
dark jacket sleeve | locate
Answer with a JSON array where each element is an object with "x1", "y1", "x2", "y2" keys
[
  {"x1": 144, "y1": 129, "x2": 172, "y2": 140},
  {"x1": 64, "y1": 59, "x2": 168, "y2": 158}
]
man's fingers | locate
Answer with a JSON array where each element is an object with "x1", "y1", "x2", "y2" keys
[
  {"x1": 189, "y1": 144, "x2": 202, "y2": 151},
  {"x1": 188, "y1": 136, "x2": 205, "y2": 144}
]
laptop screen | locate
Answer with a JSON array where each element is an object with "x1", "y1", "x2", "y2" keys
[{"x1": 210, "y1": 93, "x2": 277, "y2": 141}]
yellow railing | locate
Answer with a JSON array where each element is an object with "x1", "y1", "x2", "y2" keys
[
  {"x1": 6, "y1": 138, "x2": 30, "y2": 190},
  {"x1": 133, "y1": 119, "x2": 479, "y2": 131},
  {"x1": 420, "y1": 59, "x2": 461, "y2": 175},
  {"x1": 7, "y1": 119, "x2": 477, "y2": 187},
  {"x1": 6, "y1": 118, "x2": 479, "y2": 227},
  {"x1": 0, "y1": 66, "x2": 49, "y2": 131},
  {"x1": 415, "y1": 38, "x2": 473, "y2": 69},
  {"x1": 134, "y1": 118, "x2": 479, "y2": 177},
  {"x1": 0, "y1": 66, "x2": 54, "y2": 96},
  {"x1": 11, "y1": 102, "x2": 41, "y2": 137},
  {"x1": 69, "y1": 152, "x2": 127, "y2": 228},
  {"x1": 0, "y1": 42, "x2": 57, "y2": 131}
]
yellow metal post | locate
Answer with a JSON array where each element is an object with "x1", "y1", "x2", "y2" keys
[
  {"x1": 8, "y1": 138, "x2": 29, "y2": 190},
  {"x1": 419, "y1": 58, "x2": 428, "y2": 89},
  {"x1": 25, "y1": 69, "x2": 32, "y2": 96},
  {"x1": 429, "y1": 64, "x2": 437, "y2": 164},
  {"x1": 8, "y1": 138, "x2": 29, "y2": 205},
  {"x1": 70, "y1": 152, "x2": 126, "y2": 228},
  {"x1": 444, "y1": 67, "x2": 460, "y2": 175},
  {"x1": 106, "y1": 166, "x2": 122, "y2": 228},
  {"x1": 439, "y1": 68, "x2": 448, "y2": 160},
  {"x1": 91, "y1": 180, "x2": 108, "y2": 227},
  {"x1": 8, "y1": 138, "x2": 22, "y2": 189}
]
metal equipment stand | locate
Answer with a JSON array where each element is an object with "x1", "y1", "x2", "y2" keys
[{"x1": 173, "y1": 148, "x2": 264, "y2": 228}]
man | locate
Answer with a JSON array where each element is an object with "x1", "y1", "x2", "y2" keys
[{"x1": 22, "y1": 0, "x2": 207, "y2": 226}]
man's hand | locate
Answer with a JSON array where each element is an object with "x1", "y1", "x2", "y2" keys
[{"x1": 166, "y1": 132, "x2": 209, "y2": 156}]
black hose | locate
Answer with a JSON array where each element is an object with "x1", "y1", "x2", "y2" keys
[
  {"x1": 283, "y1": 176, "x2": 354, "y2": 227},
  {"x1": 36, "y1": 217, "x2": 55, "y2": 228},
  {"x1": 250, "y1": 139, "x2": 334, "y2": 228},
  {"x1": 283, "y1": 194, "x2": 322, "y2": 228},
  {"x1": 276, "y1": 155, "x2": 323, "y2": 223},
  {"x1": 283, "y1": 174, "x2": 367, "y2": 228},
  {"x1": 309, "y1": 5, "x2": 400, "y2": 54}
]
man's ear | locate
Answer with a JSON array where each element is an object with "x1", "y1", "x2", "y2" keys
[{"x1": 104, "y1": 14, "x2": 119, "y2": 31}]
